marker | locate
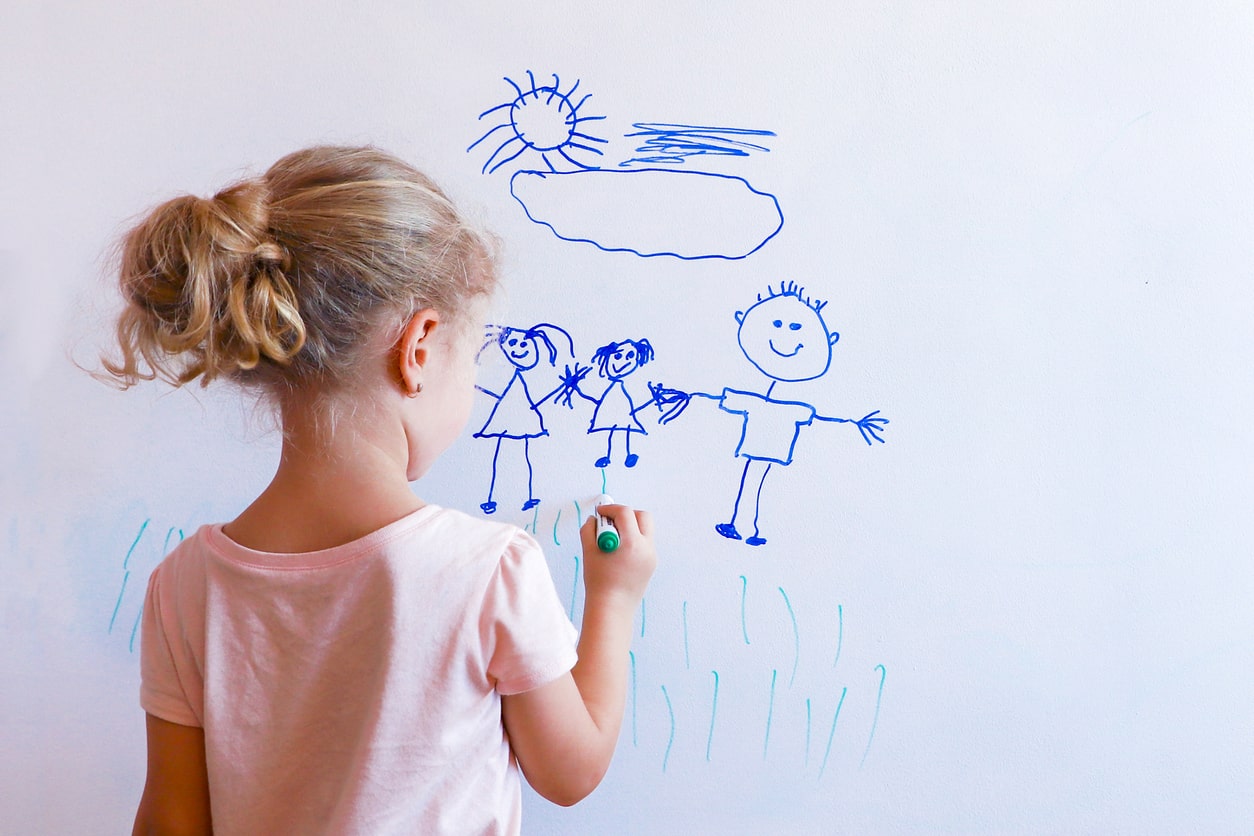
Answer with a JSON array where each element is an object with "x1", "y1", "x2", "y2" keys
[{"x1": 595, "y1": 494, "x2": 619, "y2": 552}]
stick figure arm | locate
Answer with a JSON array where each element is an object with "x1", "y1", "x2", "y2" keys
[
  {"x1": 542, "y1": 364, "x2": 596, "y2": 409},
  {"x1": 815, "y1": 409, "x2": 889, "y2": 445},
  {"x1": 645, "y1": 382, "x2": 724, "y2": 425}
]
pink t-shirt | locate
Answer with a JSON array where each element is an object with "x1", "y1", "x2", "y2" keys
[{"x1": 140, "y1": 504, "x2": 579, "y2": 835}]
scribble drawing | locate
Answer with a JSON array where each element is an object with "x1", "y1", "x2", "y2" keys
[
  {"x1": 470, "y1": 70, "x2": 783, "y2": 261},
  {"x1": 509, "y1": 169, "x2": 783, "y2": 260},
  {"x1": 474, "y1": 323, "x2": 579, "y2": 514},
  {"x1": 560, "y1": 338, "x2": 684, "y2": 468},
  {"x1": 667, "y1": 282, "x2": 889, "y2": 545},
  {"x1": 109, "y1": 521, "x2": 184, "y2": 652},
  {"x1": 620, "y1": 123, "x2": 774, "y2": 168},
  {"x1": 861, "y1": 664, "x2": 887, "y2": 768},
  {"x1": 467, "y1": 71, "x2": 607, "y2": 174}
]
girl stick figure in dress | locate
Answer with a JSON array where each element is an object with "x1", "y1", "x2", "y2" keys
[
  {"x1": 563, "y1": 338, "x2": 660, "y2": 469},
  {"x1": 474, "y1": 323, "x2": 576, "y2": 513}
]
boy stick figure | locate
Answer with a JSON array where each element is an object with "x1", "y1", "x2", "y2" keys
[
  {"x1": 474, "y1": 323, "x2": 579, "y2": 514},
  {"x1": 672, "y1": 282, "x2": 887, "y2": 546}
]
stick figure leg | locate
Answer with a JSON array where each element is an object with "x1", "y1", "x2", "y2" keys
[
  {"x1": 746, "y1": 462, "x2": 774, "y2": 546},
  {"x1": 522, "y1": 437, "x2": 540, "y2": 511},
  {"x1": 596, "y1": 430, "x2": 613, "y2": 469},
  {"x1": 716, "y1": 458, "x2": 753, "y2": 540},
  {"x1": 481, "y1": 437, "x2": 502, "y2": 514}
]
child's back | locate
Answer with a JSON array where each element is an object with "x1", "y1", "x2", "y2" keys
[{"x1": 110, "y1": 146, "x2": 656, "y2": 835}]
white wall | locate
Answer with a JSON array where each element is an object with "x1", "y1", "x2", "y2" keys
[{"x1": 3, "y1": 2, "x2": 1252, "y2": 832}]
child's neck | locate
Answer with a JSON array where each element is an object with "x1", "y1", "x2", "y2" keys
[{"x1": 223, "y1": 400, "x2": 423, "y2": 554}]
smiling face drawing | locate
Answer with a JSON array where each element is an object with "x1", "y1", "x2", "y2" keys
[
  {"x1": 606, "y1": 344, "x2": 640, "y2": 379},
  {"x1": 500, "y1": 331, "x2": 541, "y2": 370},
  {"x1": 736, "y1": 293, "x2": 839, "y2": 382}
]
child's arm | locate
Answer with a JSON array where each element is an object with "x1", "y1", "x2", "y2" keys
[
  {"x1": 500, "y1": 504, "x2": 657, "y2": 806},
  {"x1": 132, "y1": 713, "x2": 212, "y2": 835}
]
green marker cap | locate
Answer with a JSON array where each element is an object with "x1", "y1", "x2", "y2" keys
[{"x1": 597, "y1": 529, "x2": 620, "y2": 552}]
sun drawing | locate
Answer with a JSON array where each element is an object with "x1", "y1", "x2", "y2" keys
[{"x1": 469, "y1": 71, "x2": 608, "y2": 174}]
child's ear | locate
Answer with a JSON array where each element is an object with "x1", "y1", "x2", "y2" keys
[
  {"x1": 734, "y1": 311, "x2": 745, "y2": 324},
  {"x1": 829, "y1": 331, "x2": 841, "y2": 346},
  {"x1": 397, "y1": 309, "x2": 440, "y2": 395}
]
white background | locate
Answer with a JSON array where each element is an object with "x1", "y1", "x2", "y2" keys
[{"x1": 2, "y1": 2, "x2": 1252, "y2": 833}]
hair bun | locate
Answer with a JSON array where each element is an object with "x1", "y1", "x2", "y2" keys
[{"x1": 252, "y1": 240, "x2": 291, "y2": 270}]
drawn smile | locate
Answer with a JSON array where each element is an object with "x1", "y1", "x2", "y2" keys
[
  {"x1": 769, "y1": 340, "x2": 802, "y2": 357},
  {"x1": 510, "y1": 350, "x2": 530, "y2": 359},
  {"x1": 611, "y1": 362, "x2": 633, "y2": 376}
]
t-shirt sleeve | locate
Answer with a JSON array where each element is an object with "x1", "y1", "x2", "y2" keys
[
  {"x1": 482, "y1": 530, "x2": 579, "y2": 696},
  {"x1": 139, "y1": 565, "x2": 202, "y2": 727}
]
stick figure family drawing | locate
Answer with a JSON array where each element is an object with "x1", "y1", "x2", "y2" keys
[{"x1": 473, "y1": 283, "x2": 888, "y2": 546}]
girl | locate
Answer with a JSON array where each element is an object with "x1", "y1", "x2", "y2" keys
[{"x1": 106, "y1": 146, "x2": 656, "y2": 835}]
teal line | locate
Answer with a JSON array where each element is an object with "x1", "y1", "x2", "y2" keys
[
  {"x1": 629, "y1": 650, "x2": 638, "y2": 746},
  {"x1": 661, "y1": 684, "x2": 675, "y2": 773},
  {"x1": 763, "y1": 669, "x2": 778, "y2": 760},
  {"x1": 779, "y1": 586, "x2": 799, "y2": 687},
  {"x1": 805, "y1": 698, "x2": 813, "y2": 766},
  {"x1": 706, "y1": 670, "x2": 720, "y2": 761},
  {"x1": 129, "y1": 607, "x2": 142, "y2": 652},
  {"x1": 600, "y1": 467, "x2": 607, "y2": 494},
  {"x1": 739, "y1": 575, "x2": 750, "y2": 644},
  {"x1": 529, "y1": 505, "x2": 539, "y2": 535},
  {"x1": 860, "y1": 664, "x2": 887, "y2": 768},
  {"x1": 108, "y1": 573, "x2": 129, "y2": 634},
  {"x1": 552, "y1": 509, "x2": 562, "y2": 546},
  {"x1": 573, "y1": 499, "x2": 583, "y2": 526},
  {"x1": 682, "y1": 601, "x2": 690, "y2": 669},
  {"x1": 569, "y1": 556, "x2": 581, "y2": 620},
  {"x1": 640, "y1": 597, "x2": 646, "y2": 637},
  {"x1": 818, "y1": 687, "x2": 848, "y2": 780},
  {"x1": 110, "y1": 519, "x2": 150, "y2": 633},
  {"x1": 833, "y1": 604, "x2": 843, "y2": 668},
  {"x1": 123, "y1": 519, "x2": 150, "y2": 569}
]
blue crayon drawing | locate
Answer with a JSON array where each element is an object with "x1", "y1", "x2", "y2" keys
[
  {"x1": 470, "y1": 70, "x2": 783, "y2": 261},
  {"x1": 560, "y1": 338, "x2": 683, "y2": 468},
  {"x1": 668, "y1": 282, "x2": 889, "y2": 546},
  {"x1": 508, "y1": 169, "x2": 783, "y2": 260},
  {"x1": 620, "y1": 123, "x2": 774, "y2": 167},
  {"x1": 474, "y1": 323, "x2": 580, "y2": 514},
  {"x1": 467, "y1": 71, "x2": 607, "y2": 174}
]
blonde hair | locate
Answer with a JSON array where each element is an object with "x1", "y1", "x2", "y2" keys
[{"x1": 102, "y1": 145, "x2": 497, "y2": 396}]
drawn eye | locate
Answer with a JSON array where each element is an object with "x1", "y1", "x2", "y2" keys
[
  {"x1": 789, "y1": 322, "x2": 802, "y2": 331},
  {"x1": 773, "y1": 319, "x2": 783, "y2": 328},
  {"x1": 508, "y1": 338, "x2": 518, "y2": 347},
  {"x1": 626, "y1": 351, "x2": 635, "y2": 361},
  {"x1": 613, "y1": 351, "x2": 623, "y2": 360}
]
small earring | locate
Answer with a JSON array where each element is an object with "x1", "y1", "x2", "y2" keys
[{"x1": 407, "y1": 381, "x2": 423, "y2": 397}]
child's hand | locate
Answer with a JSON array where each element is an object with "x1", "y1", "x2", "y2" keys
[{"x1": 580, "y1": 503, "x2": 657, "y2": 607}]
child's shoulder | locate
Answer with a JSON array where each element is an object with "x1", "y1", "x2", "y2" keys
[{"x1": 421, "y1": 504, "x2": 540, "y2": 558}]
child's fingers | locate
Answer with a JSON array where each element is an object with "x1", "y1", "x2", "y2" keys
[
  {"x1": 593, "y1": 503, "x2": 641, "y2": 539},
  {"x1": 634, "y1": 509, "x2": 654, "y2": 539},
  {"x1": 579, "y1": 513, "x2": 599, "y2": 548}
]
